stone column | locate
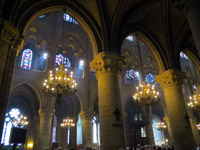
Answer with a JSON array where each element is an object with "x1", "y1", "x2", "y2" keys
[
  {"x1": 145, "y1": 107, "x2": 155, "y2": 145},
  {"x1": 69, "y1": 118, "x2": 77, "y2": 149},
  {"x1": 90, "y1": 52, "x2": 126, "y2": 150},
  {"x1": 0, "y1": 19, "x2": 22, "y2": 145},
  {"x1": 182, "y1": 0, "x2": 200, "y2": 55},
  {"x1": 155, "y1": 69, "x2": 196, "y2": 150},
  {"x1": 163, "y1": 116, "x2": 173, "y2": 145},
  {"x1": 38, "y1": 107, "x2": 55, "y2": 150},
  {"x1": 190, "y1": 117, "x2": 200, "y2": 144},
  {"x1": 33, "y1": 116, "x2": 40, "y2": 150},
  {"x1": 80, "y1": 111, "x2": 93, "y2": 147}
]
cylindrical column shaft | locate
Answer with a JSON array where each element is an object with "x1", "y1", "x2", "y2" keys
[
  {"x1": 155, "y1": 69, "x2": 196, "y2": 150},
  {"x1": 80, "y1": 111, "x2": 93, "y2": 147},
  {"x1": 90, "y1": 52, "x2": 126, "y2": 150},
  {"x1": 38, "y1": 109, "x2": 54, "y2": 150}
]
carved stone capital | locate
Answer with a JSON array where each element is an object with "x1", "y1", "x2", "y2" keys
[
  {"x1": 90, "y1": 52, "x2": 126, "y2": 78},
  {"x1": 0, "y1": 19, "x2": 19, "y2": 43},
  {"x1": 155, "y1": 69, "x2": 186, "y2": 89},
  {"x1": 39, "y1": 107, "x2": 55, "y2": 116},
  {"x1": 79, "y1": 110, "x2": 94, "y2": 120}
]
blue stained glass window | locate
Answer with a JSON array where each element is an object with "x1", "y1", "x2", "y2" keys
[
  {"x1": 67, "y1": 127, "x2": 70, "y2": 144},
  {"x1": 77, "y1": 114, "x2": 82, "y2": 144},
  {"x1": 93, "y1": 117, "x2": 97, "y2": 143},
  {"x1": 145, "y1": 73, "x2": 155, "y2": 83},
  {"x1": 38, "y1": 15, "x2": 46, "y2": 18},
  {"x1": 20, "y1": 49, "x2": 33, "y2": 70},
  {"x1": 180, "y1": 52, "x2": 188, "y2": 59},
  {"x1": 79, "y1": 60, "x2": 84, "y2": 70},
  {"x1": 126, "y1": 35, "x2": 134, "y2": 41},
  {"x1": 126, "y1": 69, "x2": 139, "y2": 79},
  {"x1": 63, "y1": 13, "x2": 79, "y2": 24},
  {"x1": 55, "y1": 54, "x2": 71, "y2": 68}
]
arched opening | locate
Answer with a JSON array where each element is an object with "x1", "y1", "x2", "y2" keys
[{"x1": 121, "y1": 34, "x2": 168, "y2": 147}]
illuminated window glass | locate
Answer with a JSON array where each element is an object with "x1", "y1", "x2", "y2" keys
[
  {"x1": 77, "y1": 114, "x2": 82, "y2": 144},
  {"x1": 55, "y1": 54, "x2": 71, "y2": 68},
  {"x1": 180, "y1": 52, "x2": 188, "y2": 59},
  {"x1": 38, "y1": 15, "x2": 46, "y2": 18},
  {"x1": 134, "y1": 113, "x2": 142, "y2": 122},
  {"x1": 20, "y1": 49, "x2": 33, "y2": 70},
  {"x1": 126, "y1": 69, "x2": 139, "y2": 79},
  {"x1": 145, "y1": 73, "x2": 155, "y2": 83},
  {"x1": 93, "y1": 117, "x2": 99, "y2": 144},
  {"x1": 141, "y1": 127, "x2": 146, "y2": 137},
  {"x1": 1, "y1": 108, "x2": 23, "y2": 146},
  {"x1": 79, "y1": 60, "x2": 84, "y2": 70},
  {"x1": 67, "y1": 127, "x2": 70, "y2": 144},
  {"x1": 63, "y1": 13, "x2": 79, "y2": 24},
  {"x1": 126, "y1": 35, "x2": 134, "y2": 41}
]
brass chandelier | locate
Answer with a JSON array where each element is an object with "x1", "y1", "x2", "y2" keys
[
  {"x1": 12, "y1": 114, "x2": 28, "y2": 128},
  {"x1": 187, "y1": 90, "x2": 200, "y2": 110},
  {"x1": 133, "y1": 81, "x2": 159, "y2": 106},
  {"x1": 60, "y1": 117, "x2": 75, "y2": 127},
  {"x1": 156, "y1": 121, "x2": 167, "y2": 131},
  {"x1": 43, "y1": 64, "x2": 77, "y2": 97},
  {"x1": 133, "y1": 37, "x2": 159, "y2": 106},
  {"x1": 196, "y1": 123, "x2": 200, "y2": 130}
]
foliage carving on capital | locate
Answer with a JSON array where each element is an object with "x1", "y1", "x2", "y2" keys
[
  {"x1": 0, "y1": 19, "x2": 19, "y2": 43},
  {"x1": 39, "y1": 107, "x2": 55, "y2": 116},
  {"x1": 90, "y1": 52, "x2": 126, "y2": 78},
  {"x1": 79, "y1": 110, "x2": 94, "y2": 120},
  {"x1": 155, "y1": 69, "x2": 186, "y2": 89}
]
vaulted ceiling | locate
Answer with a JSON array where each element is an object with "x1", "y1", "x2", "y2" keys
[{"x1": 0, "y1": 0, "x2": 198, "y2": 70}]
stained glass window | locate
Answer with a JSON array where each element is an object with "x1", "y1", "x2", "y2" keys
[
  {"x1": 141, "y1": 127, "x2": 146, "y2": 137},
  {"x1": 77, "y1": 114, "x2": 82, "y2": 144},
  {"x1": 153, "y1": 116, "x2": 163, "y2": 146},
  {"x1": 145, "y1": 73, "x2": 155, "y2": 83},
  {"x1": 134, "y1": 113, "x2": 143, "y2": 122},
  {"x1": 126, "y1": 35, "x2": 134, "y2": 41},
  {"x1": 126, "y1": 69, "x2": 139, "y2": 79},
  {"x1": 93, "y1": 117, "x2": 97, "y2": 143},
  {"x1": 67, "y1": 127, "x2": 70, "y2": 144},
  {"x1": 55, "y1": 54, "x2": 71, "y2": 68},
  {"x1": 63, "y1": 13, "x2": 79, "y2": 24},
  {"x1": 180, "y1": 52, "x2": 188, "y2": 59},
  {"x1": 1, "y1": 108, "x2": 23, "y2": 146},
  {"x1": 38, "y1": 15, "x2": 46, "y2": 18},
  {"x1": 79, "y1": 60, "x2": 84, "y2": 70},
  {"x1": 20, "y1": 49, "x2": 33, "y2": 70}
]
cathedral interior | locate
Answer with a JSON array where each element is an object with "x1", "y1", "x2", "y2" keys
[{"x1": 0, "y1": 0, "x2": 200, "y2": 150}]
